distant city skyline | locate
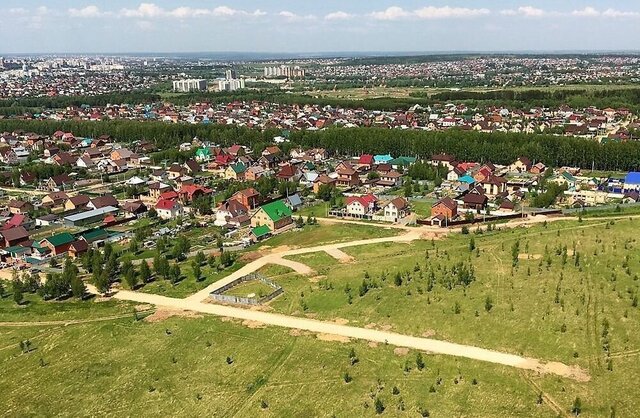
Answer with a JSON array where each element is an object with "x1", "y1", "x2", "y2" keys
[{"x1": 2, "y1": 1, "x2": 640, "y2": 54}]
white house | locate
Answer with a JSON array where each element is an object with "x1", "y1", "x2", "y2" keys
[
  {"x1": 382, "y1": 197, "x2": 410, "y2": 223},
  {"x1": 155, "y1": 199, "x2": 183, "y2": 220}
]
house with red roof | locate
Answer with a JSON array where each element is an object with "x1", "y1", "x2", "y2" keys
[
  {"x1": 345, "y1": 194, "x2": 378, "y2": 218},
  {"x1": 155, "y1": 199, "x2": 183, "y2": 220},
  {"x1": 358, "y1": 154, "x2": 374, "y2": 168},
  {"x1": 178, "y1": 184, "x2": 213, "y2": 203}
]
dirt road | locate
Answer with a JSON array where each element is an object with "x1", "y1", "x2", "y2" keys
[{"x1": 113, "y1": 289, "x2": 588, "y2": 381}]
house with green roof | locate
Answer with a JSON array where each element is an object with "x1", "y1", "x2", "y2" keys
[
  {"x1": 79, "y1": 228, "x2": 110, "y2": 244},
  {"x1": 250, "y1": 225, "x2": 272, "y2": 241},
  {"x1": 39, "y1": 232, "x2": 76, "y2": 255},
  {"x1": 195, "y1": 147, "x2": 211, "y2": 162},
  {"x1": 250, "y1": 200, "x2": 293, "y2": 232},
  {"x1": 389, "y1": 156, "x2": 417, "y2": 169},
  {"x1": 225, "y1": 162, "x2": 246, "y2": 180}
]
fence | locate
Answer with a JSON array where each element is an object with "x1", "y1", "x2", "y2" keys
[
  {"x1": 209, "y1": 273, "x2": 283, "y2": 306},
  {"x1": 417, "y1": 212, "x2": 530, "y2": 227}
]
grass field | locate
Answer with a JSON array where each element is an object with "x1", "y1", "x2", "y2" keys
[
  {"x1": 2, "y1": 217, "x2": 640, "y2": 416},
  {"x1": 0, "y1": 296, "x2": 566, "y2": 417},
  {"x1": 254, "y1": 224, "x2": 400, "y2": 250}
]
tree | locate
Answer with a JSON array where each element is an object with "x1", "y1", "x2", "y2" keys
[
  {"x1": 484, "y1": 296, "x2": 493, "y2": 312},
  {"x1": 195, "y1": 251, "x2": 206, "y2": 266},
  {"x1": 394, "y1": 272, "x2": 402, "y2": 287},
  {"x1": 192, "y1": 260, "x2": 202, "y2": 282},
  {"x1": 295, "y1": 215, "x2": 305, "y2": 228},
  {"x1": 0, "y1": 281, "x2": 5, "y2": 298},
  {"x1": 416, "y1": 352, "x2": 425, "y2": 370},
  {"x1": 129, "y1": 238, "x2": 140, "y2": 254},
  {"x1": 139, "y1": 262, "x2": 152, "y2": 284},
  {"x1": 374, "y1": 397, "x2": 385, "y2": 414},
  {"x1": 404, "y1": 180, "x2": 413, "y2": 198},
  {"x1": 12, "y1": 279, "x2": 23, "y2": 305},
  {"x1": 572, "y1": 397, "x2": 582, "y2": 416},
  {"x1": 123, "y1": 262, "x2": 139, "y2": 289},
  {"x1": 169, "y1": 264, "x2": 181, "y2": 285},
  {"x1": 95, "y1": 270, "x2": 111, "y2": 294},
  {"x1": 70, "y1": 276, "x2": 87, "y2": 299},
  {"x1": 469, "y1": 236, "x2": 475, "y2": 251}
]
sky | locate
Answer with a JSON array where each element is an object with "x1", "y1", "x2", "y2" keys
[{"x1": 2, "y1": 1, "x2": 640, "y2": 54}]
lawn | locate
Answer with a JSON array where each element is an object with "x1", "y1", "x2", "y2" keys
[
  {"x1": 409, "y1": 198, "x2": 437, "y2": 219},
  {"x1": 254, "y1": 224, "x2": 400, "y2": 250},
  {"x1": 0, "y1": 297, "x2": 566, "y2": 417},
  {"x1": 223, "y1": 280, "x2": 276, "y2": 298}
]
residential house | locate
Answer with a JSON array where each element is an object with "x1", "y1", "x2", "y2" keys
[
  {"x1": 8, "y1": 200, "x2": 33, "y2": 215},
  {"x1": 41, "y1": 191, "x2": 69, "y2": 209},
  {"x1": 122, "y1": 201, "x2": 148, "y2": 217},
  {"x1": 313, "y1": 174, "x2": 337, "y2": 193},
  {"x1": 462, "y1": 192, "x2": 488, "y2": 210},
  {"x1": 225, "y1": 162, "x2": 246, "y2": 181},
  {"x1": 382, "y1": 197, "x2": 410, "y2": 222},
  {"x1": 0, "y1": 226, "x2": 29, "y2": 248},
  {"x1": 335, "y1": 162, "x2": 360, "y2": 188},
  {"x1": 510, "y1": 157, "x2": 533, "y2": 173},
  {"x1": 376, "y1": 171, "x2": 403, "y2": 188},
  {"x1": 245, "y1": 165, "x2": 268, "y2": 181},
  {"x1": 250, "y1": 200, "x2": 293, "y2": 232},
  {"x1": 46, "y1": 174, "x2": 73, "y2": 191},
  {"x1": 430, "y1": 153, "x2": 456, "y2": 170},
  {"x1": 88, "y1": 195, "x2": 119, "y2": 210},
  {"x1": 148, "y1": 182, "x2": 172, "y2": 200},
  {"x1": 178, "y1": 184, "x2": 213, "y2": 203},
  {"x1": 155, "y1": 199, "x2": 184, "y2": 220},
  {"x1": 64, "y1": 195, "x2": 90, "y2": 211},
  {"x1": 230, "y1": 188, "x2": 261, "y2": 209},
  {"x1": 345, "y1": 194, "x2": 378, "y2": 218},
  {"x1": 214, "y1": 199, "x2": 249, "y2": 227},
  {"x1": 431, "y1": 197, "x2": 458, "y2": 220},
  {"x1": 480, "y1": 175, "x2": 508, "y2": 196},
  {"x1": 40, "y1": 232, "x2": 76, "y2": 255},
  {"x1": 167, "y1": 164, "x2": 186, "y2": 179}
]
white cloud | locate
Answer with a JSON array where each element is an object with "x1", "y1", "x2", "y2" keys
[
  {"x1": 570, "y1": 7, "x2": 640, "y2": 18},
  {"x1": 602, "y1": 9, "x2": 640, "y2": 18},
  {"x1": 118, "y1": 3, "x2": 265, "y2": 20},
  {"x1": 571, "y1": 7, "x2": 600, "y2": 17},
  {"x1": 414, "y1": 6, "x2": 490, "y2": 19},
  {"x1": 500, "y1": 6, "x2": 545, "y2": 17},
  {"x1": 120, "y1": 3, "x2": 164, "y2": 18},
  {"x1": 370, "y1": 7, "x2": 411, "y2": 21},
  {"x1": 325, "y1": 11, "x2": 353, "y2": 21},
  {"x1": 278, "y1": 11, "x2": 315, "y2": 21},
  {"x1": 371, "y1": 6, "x2": 489, "y2": 21},
  {"x1": 8, "y1": 7, "x2": 28, "y2": 15},
  {"x1": 69, "y1": 5, "x2": 104, "y2": 18}
]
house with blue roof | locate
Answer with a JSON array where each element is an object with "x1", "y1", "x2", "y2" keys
[
  {"x1": 374, "y1": 154, "x2": 393, "y2": 164},
  {"x1": 624, "y1": 172, "x2": 640, "y2": 192},
  {"x1": 459, "y1": 175, "x2": 475, "y2": 184}
]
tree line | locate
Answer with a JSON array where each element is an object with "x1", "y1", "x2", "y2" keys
[{"x1": 2, "y1": 119, "x2": 640, "y2": 171}]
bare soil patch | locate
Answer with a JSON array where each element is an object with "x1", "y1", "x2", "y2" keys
[
  {"x1": 317, "y1": 333, "x2": 350, "y2": 343},
  {"x1": 144, "y1": 308, "x2": 203, "y2": 323},
  {"x1": 394, "y1": 347, "x2": 410, "y2": 356}
]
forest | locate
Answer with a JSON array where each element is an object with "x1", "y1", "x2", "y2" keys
[{"x1": 2, "y1": 119, "x2": 640, "y2": 171}]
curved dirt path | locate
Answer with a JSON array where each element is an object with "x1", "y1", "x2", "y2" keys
[
  {"x1": 187, "y1": 229, "x2": 423, "y2": 301},
  {"x1": 113, "y1": 289, "x2": 589, "y2": 381}
]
